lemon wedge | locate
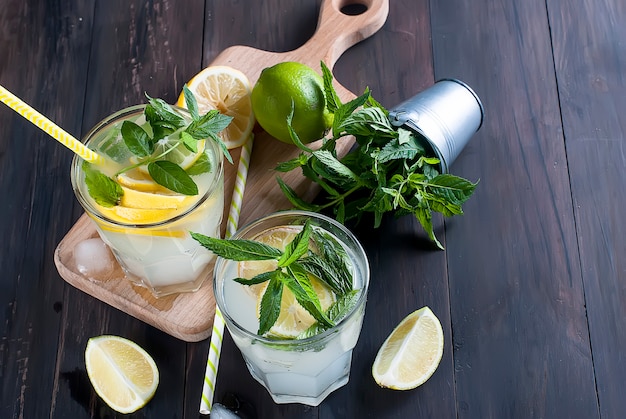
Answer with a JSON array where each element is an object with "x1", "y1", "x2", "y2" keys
[
  {"x1": 177, "y1": 66, "x2": 254, "y2": 149},
  {"x1": 85, "y1": 335, "x2": 159, "y2": 414},
  {"x1": 96, "y1": 204, "x2": 181, "y2": 224},
  {"x1": 372, "y1": 306, "x2": 444, "y2": 390},
  {"x1": 120, "y1": 186, "x2": 194, "y2": 210},
  {"x1": 116, "y1": 169, "x2": 168, "y2": 193}
]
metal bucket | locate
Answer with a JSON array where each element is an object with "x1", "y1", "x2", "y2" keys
[{"x1": 388, "y1": 79, "x2": 484, "y2": 173}]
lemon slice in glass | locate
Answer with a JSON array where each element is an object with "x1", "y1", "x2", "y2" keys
[
  {"x1": 256, "y1": 277, "x2": 335, "y2": 339},
  {"x1": 85, "y1": 335, "x2": 159, "y2": 414},
  {"x1": 236, "y1": 225, "x2": 335, "y2": 338},
  {"x1": 372, "y1": 306, "x2": 444, "y2": 390},
  {"x1": 177, "y1": 66, "x2": 255, "y2": 149}
]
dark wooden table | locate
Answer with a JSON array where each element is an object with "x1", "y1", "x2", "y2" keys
[{"x1": 2, "y1": 0, "x2": 625, "y2": 417}]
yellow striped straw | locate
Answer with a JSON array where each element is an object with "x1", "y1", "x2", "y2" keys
[
  {"x1": 199, "y1": 133, "x2": 254, "y2": 415},
  {"x1": 0, "y1": 84, "x2": 104, "y2": 164}
]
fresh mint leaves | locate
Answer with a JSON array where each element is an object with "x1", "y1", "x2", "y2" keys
[
  {"x1": 82, "y1": 161, "x2": 123, "y2": 207},
  {"x1": 191, "y1": 220, "x2": 356, "y2": 338},
  {"x1": 85, "y1": 86, "x2": 233, "y2": 202},
  {"x1": 275, "y1": 62, "x2": 477, "y2": 250}
]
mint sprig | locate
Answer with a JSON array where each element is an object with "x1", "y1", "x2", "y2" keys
[
  {"x1": 191, "y1": 220, "x2": 355, "y2": 337},
  {"x1": 85, "y1": 86, "x2": 233, "y2": 201},
  {"x1": 275, "y1": 62, "x2": 478, "y2": 250}
]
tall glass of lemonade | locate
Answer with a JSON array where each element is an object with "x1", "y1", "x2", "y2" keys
[
  {"x1": 71, "y1": 102, "x2": 226, "y2": 297},
  {"x1": 209, "y1": 210, "x2": 370, "y2": 406}
]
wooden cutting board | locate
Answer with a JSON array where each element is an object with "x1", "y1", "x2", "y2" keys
[{"x1": 54, "y1": 0, "x2": 389, "y2": 342}]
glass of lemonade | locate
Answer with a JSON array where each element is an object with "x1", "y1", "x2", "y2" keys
[
  {"x1": 71, "y1": 104, "x2": 224, "y2": 297},
  {"x1": 212, "y1": 210, "x2": 370, "y2": 406}
]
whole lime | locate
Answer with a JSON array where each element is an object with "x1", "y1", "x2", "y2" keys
[{"x1": 251, "y1": 62, "x2": 333, "y2": 144}]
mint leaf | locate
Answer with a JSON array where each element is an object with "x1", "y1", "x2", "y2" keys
[
  {"x1": 321, "y1": 61, "x2": 341, "y2": 113},
  {"x1": 121, "y1": 121, "x2": 152, "y2": 157},
  {"x1": 180, "y1": 131, "x2": 198, "y2": 152},
  {"x1": 278, "y1": 220, "x2": 312, "y2": 267},
  {"x1": 82, "y1": 161, "x2": 123, "y2": 207},
  {"x1": 145, "y1": 95, "x2": 186, "y2": 129},
  {"x1": 148, "y1": 160, "x2": 198, "y2": 195},
  {"x1": 191, "y1": 232, "x2": 282, "y2": 260},
  {"x1": 186, "y1": 153, "x2": 212, "y2": 176},
  {"x1": 182, "y1": 84, "x2": 200, "y2": 120},
  {"x1": 298, "y1": 290, "x2": 359, "y2": 338},
  {"x1": 258, "y1": 275, "x2": 284, "y2": 335}
]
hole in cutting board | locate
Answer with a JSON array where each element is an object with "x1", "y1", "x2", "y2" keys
[{"x1": 340, "y1": 2, "x2": 368, "y2": 16}]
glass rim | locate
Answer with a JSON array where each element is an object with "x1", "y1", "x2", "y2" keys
[
  {"x1": 70, "y1": 104, "x2": 224, "y2": 229},
  {"x1": 213, "y1": 210, "x2": 370, "y2": 347}
]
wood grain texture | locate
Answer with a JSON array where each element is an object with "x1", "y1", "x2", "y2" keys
[
  {"x1": 52, "y1": 0, "x2": 389, "y2": 345},
  {"x1": 3, "y1": 0, "x2": 626, "y2": 418},
  {"x1": 431, "y1": 0, "x2": 597, "y2": 417},
  {"x1": 549, "y1": 0, "x2": 626, "y2": 417}
]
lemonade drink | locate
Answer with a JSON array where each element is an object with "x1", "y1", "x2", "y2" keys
[
  {"x1": 71, "y1": 104, "x2": 225, "y2": 297},
  {"x1": 212, "y1": 211, "x2": 370, "y2": 406}
]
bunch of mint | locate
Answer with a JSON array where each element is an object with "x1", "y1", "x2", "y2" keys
[{"x1": 275, "y1": 63, "x2": 478, "y2": 249}]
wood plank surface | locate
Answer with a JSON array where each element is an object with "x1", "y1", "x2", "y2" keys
[
  {"x1": 430, "y1": 0, "x2": 598, "y2": 417},
  {"x1": 2, "y1": 0, "x2": 626, "y2": 418},
  {"x1": 52, "y1": 0, "x2": 389, "y2": 343},
  {"x1": 549, "y1": 0, "x2": 626, "y2": 417}
]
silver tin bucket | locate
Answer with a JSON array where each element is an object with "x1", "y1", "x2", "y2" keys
[{"x1": 388, "y1": 79, "x2": 484, "y2": 173}]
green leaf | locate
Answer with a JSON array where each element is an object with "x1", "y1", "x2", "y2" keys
[
  {"x1": 145, "y1": 95, "x2": 186, "y2": 129},
  {"x1": 82, "y1": 161, "x2": 123, "y2": 207},
  {"x1": 377, "y1": 135, "x2": 422, "y2": 163},
  {"x1": 321, "y1": 61, "x2": 342, "y2": 113},
  {"x1": 258, "y1": 275, "x2": 284, "y2": 335},
  {"x1": 186, "y1": 153, "x2": 212, "y2": 176},
  {"x1": 182, "y1": 84, "x2": 200, "y2": 120},
  {"x1": 340, "y1": 107, "x2": 397, "y2": 138},
  {"x1": 298, "y1": 290, "x2": 359, "y2": 338},
  {"x1": 180, "y1": 131, "x2": 198, "y2": 152},
  {"x1": 427, "y1": 174, "x2": 478, "y2": 205},
  {"x1": 185, "y1": 110, "x2": 232, "y2": 140},
  {"x1": 190, "y1": 233, "x2": 282, "y2": 260},
  {"x1": 284, "y1": 265, "x2": 334, "y2": 328},
  {"x1": 276, "y1": 177, "x2": 322, "y2": 212},
  {"x1": 311, "y1": 150, "x2": 361, "y2": 186},
  {"x1": 121, "y1": 121, "x2": 153, "y2": 157},
  {"x1": 278, "y1": 220, "x2": 312, "y2": 267},
  {"x1": 148, "y1": 160, "x2": 198, "y2": 195},
  {"x1": 275, "y1": 154, "x2": 307, "y2": 172},
  {"x1": 332, "y1": 91, "x2": 370, "y2": 137},
  {"x1": 233, "y1": 270, "x2": 276, "y2": 286}
]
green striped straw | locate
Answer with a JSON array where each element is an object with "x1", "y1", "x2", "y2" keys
[{"x1": 200, "y1": 134, "x2": 254, "y2": 415}]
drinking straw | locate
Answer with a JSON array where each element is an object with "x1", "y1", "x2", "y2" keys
[
  {"x1": 0, "y1": 84, "x2": 104, "y2": 164},
  {"x1": 200, "y1": 133, "x2": 254, "y2": 415}
]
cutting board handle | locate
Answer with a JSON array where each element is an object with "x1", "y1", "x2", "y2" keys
[{"x1": 294, "y1": 0, "x2": 389, "y2": 70}]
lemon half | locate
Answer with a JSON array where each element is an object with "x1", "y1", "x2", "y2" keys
[
  {"x1": 177, "y1": 66, "x2": 254, "y2": 149},
  {"x1": 85, "y1": 335, "x2": 159, "y2": 414}
]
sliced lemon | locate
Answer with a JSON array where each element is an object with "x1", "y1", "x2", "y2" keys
[
  {"x1": 236, "y1": 225, "x2": 334, "y2": 338},
  {"x1": 238, "y1": 226, "x2": 302, "y2": 297},
  {"x1": 372, "y1": 306, "x2": 444, "y2": 390},
  {"x1": 116, "y1": 169, "x2": 168, "y2": 193},
  {"x1": 256, "y1": 276, "x2": 335, "y2": 339},
  {"x1": 85, "y1": 335, "x2": 159, "y2": 414},
  {"x1": 96, "y1": 204, "x2": 181, "y2": 224},
  {"x1": 120, "y1": 186, "x2": 195, "y2": 210},
  {"x1": 177, "y1": 66, "x2": 255, "y2": 149}
]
